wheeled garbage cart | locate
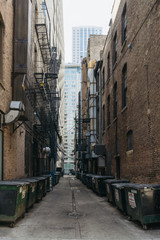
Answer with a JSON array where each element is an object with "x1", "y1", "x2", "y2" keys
[
  {"x1": 15, "y1": 178, "x2": 38, "y2": 210},
  {"x1": 0, "y1": 181, "x2": 28, "y2": 227},
  {"x1": 31, "y1": 177, "x2": 45, "y2": 201},
  {"x1": 105, "y1": 179, "x2": 130, "y2": 204},
  {"x1": 94, "y1": 176, "x2": 114, "y2": 196},
  {"x1": 112, "y1": 183, "x2": 131, "y2": 214},
  {"x1": 124, "y1": 183, "x2": 160, "y2": 229}
]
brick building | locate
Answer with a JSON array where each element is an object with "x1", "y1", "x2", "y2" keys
[
  {"x1": 79, "y1": 35, "x2": 106, "y2": 173},
  {"x1": 0, "y1": 0, "x2": 64, "y2": 180},
  {"x1": 101, "y1": 0, "x2": 160, "y2": 183}
]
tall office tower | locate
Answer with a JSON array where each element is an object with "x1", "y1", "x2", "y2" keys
[
  {"x1": 64, "y1": 64, "x2": 81, "y2": 174},
  {"x1": 72, "y1": 26, "x2": 103, "y2": 63}
]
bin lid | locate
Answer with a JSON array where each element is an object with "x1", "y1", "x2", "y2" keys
[
  {"x1": 104, "y1": 179, "x2": 130, "y2": 184},
  {"x1": 112, "y1": 183, "x2": 132, "y2": 189},
  {"x1": 94, "y1": 175, "x2": 114, "y2": 179},
  {"x1": 15, "y1": 178, "x2": 38, "y2": 183},
  {"x1": 124, "y1": 183, "x2": 160, "y2": 190},
  {"x1": 0, "y1": 180, "x2": 29, "y2": 186},
  {"x1": 86, "y1": 174, "x2": 97, "y2": 177},
  {"x1": 31, "y1": 177, "x2": 46, "y2": 181}
]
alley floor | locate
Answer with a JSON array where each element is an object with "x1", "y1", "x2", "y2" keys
[{"x1": 0, "y1": 176, "x2": 160, "y2": 240}]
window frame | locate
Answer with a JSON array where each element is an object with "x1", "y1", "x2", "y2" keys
[
  {"x1": 107, "y1": 52, "x2": 110, "y2": 81},
  {"x1": 113, "y1": 32, "x2": 117, "y2": 65},
  {"x1": 122, "y1": 63, "x2": 127, "y2": 109},
  {"x1": 122, "y1": 3, "x2": 127, "y2": 45},
  {"x1": 107, "y1": 95, "x2": 111, "y2": 126},
  {"x1": 113, "y1": 82, "x2": 117, "y2": 119}
]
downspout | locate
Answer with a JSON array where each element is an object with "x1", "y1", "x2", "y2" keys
[
  {"x1": 99, "y1": 65, "x2": 102, "y2": 144},
  {"x1": 88, "y1": 60, "x2": 97, "y2": 158}
]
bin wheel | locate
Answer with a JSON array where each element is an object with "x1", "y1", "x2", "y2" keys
[
  {"x1": 127, "y1": 216, "x2": 132, "y2": 221},
  {"x1": 10, "y1": 222, "x2": 15, "y2": 228},
  {"x1": 143, "y1": 224, "x2": 147, "y2": 230}
]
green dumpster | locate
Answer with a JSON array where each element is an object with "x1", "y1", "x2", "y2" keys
[
  {"x1": 0, "y1": 181, "x2": 28, "y2": 227},
  {"x1": 104, "y1": 179, "x2": 130, "y2": 204},
  {"x1": 16, "y1": 178, "x2": 38, "y2": 210},
  {"x1": 42, "y1": 174, "x2": 53, "y2": 191},
  {"x1": 124, "y1": 183, "x2": 160, "y2": 229},
  {"x1": 94, "y1": 176, "x2": 114, "y2": 196},
  {"x1": 86, "y1": 174, "x2": 95, "y2": 189},
  {"x1": 82, "y1": 173, "x2": 87, "y2": 185},
  {"x1": 31, "y1": 177, "x2": 45, "y2": 201},
  {"x1": 55, "y1": 173, "x2": 60, "y2": 185},
  {"x1": 112, "y1": 183, "x2": 131, "y2": 214}
]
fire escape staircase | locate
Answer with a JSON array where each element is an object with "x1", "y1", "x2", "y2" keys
[{"x1": 22, "y1": 1, "x2": 62, "y2": 140}]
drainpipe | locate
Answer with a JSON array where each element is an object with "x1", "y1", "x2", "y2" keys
[
  {"x1": 99, "y1": 65, "x2": 102, "y2": 144},
  {"x1": 88, "y1": 60, "x2": 97, "y2": 158}
]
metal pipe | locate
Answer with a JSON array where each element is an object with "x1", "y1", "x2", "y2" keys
[{"x1": 99, "y1": 68, "x2": 102, "y2": 144}]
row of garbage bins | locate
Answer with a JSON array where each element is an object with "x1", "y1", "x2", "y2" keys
[
  {"x1": 76, "y1": 172, "x2": 160, "y2": 230},
  {"x1": 0, "y1": 172, "x2": 61, "y2": 227}
]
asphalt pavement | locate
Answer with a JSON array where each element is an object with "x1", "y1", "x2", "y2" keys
[{"x1": 0, "y1": 176, "x2": 160, "y2": 240}]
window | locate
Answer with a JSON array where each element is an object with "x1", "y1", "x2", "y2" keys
[
  {"x1": 107, "y1": 95, "x2": 110, "y2": 126},
  {"x1": 122, "y1": 3, "x2": 127, "y2": 45},
  {"x1": 102, "y1": 67, "x2": 105, "y2": 90},
  {"x1": 113, "y1": 82, "x2": 117, "y2": 119},
  {"x1": 107, "y1": 52, "x2": 110, "y2": 81},
  {"x1": 127, "y1": 130, "x2": 133, "y2": 151},
  {"x1": 122, "y1": 63, "x2": 127, "y2": 108},
  {"x1": 0, "y1": 21, "x2": 3, "y2": 83},
  {"x1": 103, "y1": 105, "x2": 105, "y2": 131},
  {"x1": 113, "y1": 32, "x2": 117, "y2": 65}
]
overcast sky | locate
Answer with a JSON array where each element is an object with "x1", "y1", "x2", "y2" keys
[{"x1": 63, "y1": 0, "x2": 115, "y2": 63}]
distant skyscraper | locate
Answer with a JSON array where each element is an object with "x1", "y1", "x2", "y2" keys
[
  {"x1": 64, "y1": 64, "x2": 81, "y2": 174},
  {"x1": 72, "y1": 26, "x2": 103, "y2": 63}
]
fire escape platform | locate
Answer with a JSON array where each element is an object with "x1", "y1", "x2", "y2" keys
[{"x1": 35, "y1": 23, "x2": 51, "y2": 65}]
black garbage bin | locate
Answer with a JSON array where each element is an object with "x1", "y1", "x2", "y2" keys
[
  {"x1": 0, "y1": 181, "x2": 28, "y2": 226},
  {"x1": 94, "y1": 176, "x2": 114, "y2": 196},
  {"x1": 104, "y1": 179, "x2": 130, "y2": 204},
  {"x1": 124, "y1": 183, "x2": 160, "y2": 229}
]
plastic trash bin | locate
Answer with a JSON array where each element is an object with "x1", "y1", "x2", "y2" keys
[
  {"x1": 15, "y1": 178, "x2": 38, "y2": 210},
  {"x1": 105, "y1": 179, "x2": 130, "y2": 204},
  {"x1": 124, "y1": 183, "x2": 160, "y2": 229},
  {"x1": 0, "y1": 181, "x2": 28, "y2": 227},
  {"x1": 94, "y1": 176, "x2": 114, "y2": 196}
]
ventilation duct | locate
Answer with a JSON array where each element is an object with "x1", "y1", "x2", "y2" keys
[{"x1": 4, "y1": 101, "x2": 25, "y2": 125}]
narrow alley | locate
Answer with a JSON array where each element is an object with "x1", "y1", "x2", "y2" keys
[{"x1": 0, "y1": 176, "x2": 160, "y2": 240}]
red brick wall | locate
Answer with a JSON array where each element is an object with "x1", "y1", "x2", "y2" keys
[{"x1": 102, "y1": 0, "x2": 160, "y2": 183}]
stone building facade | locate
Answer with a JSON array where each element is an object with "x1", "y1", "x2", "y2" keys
[{"x1": 101, "y1": 0, "x2": 160, "y2": 183}]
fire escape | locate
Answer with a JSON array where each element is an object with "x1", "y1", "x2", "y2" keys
[{"x1": 22, "y1": 0, "x2": 61, "y2": 143}]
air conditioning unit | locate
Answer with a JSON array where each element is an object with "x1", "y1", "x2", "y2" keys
[{"x1": 94, "y1": 144, "x2": 106, "y2": 156}]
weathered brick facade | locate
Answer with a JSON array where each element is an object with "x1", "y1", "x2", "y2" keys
[{"x1": 102, "y1": 0, "x2": 160, "y2": 183}]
